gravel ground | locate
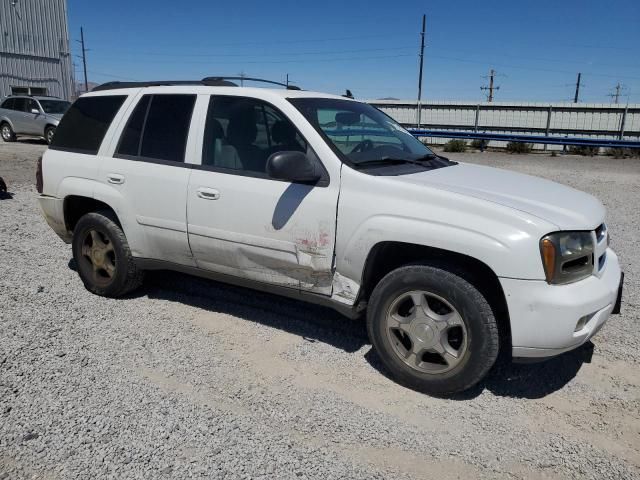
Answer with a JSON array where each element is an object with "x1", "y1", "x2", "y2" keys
[{"x1": 1, "y1": 141, "x2": 639, "y2": 479}]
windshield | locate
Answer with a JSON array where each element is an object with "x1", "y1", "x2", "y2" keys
[
  {"x1": 39, "y1": 100, "x2": 71, "y2": 114},
  {"x1": 289, "y1": 98, "x2": 436, "y2": 165}
]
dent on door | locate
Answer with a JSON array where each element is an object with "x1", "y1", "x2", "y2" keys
[{"x1": 188, "y1": 180, "x2": 336, "y2": 295}]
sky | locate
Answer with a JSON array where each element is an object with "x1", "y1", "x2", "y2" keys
[{"x1": 67, "y1": 0, "x2": 640, "y2": 103}]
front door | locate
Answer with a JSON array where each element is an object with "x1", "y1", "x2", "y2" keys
[{"x1": 187, "y1": 95, "x2": 339, "y2": 294}]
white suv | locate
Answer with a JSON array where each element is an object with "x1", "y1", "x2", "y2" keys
[{"x1": 37, "y1": 78, "x2": 623, "y2": 395}]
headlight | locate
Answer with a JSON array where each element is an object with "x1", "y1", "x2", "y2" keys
[{"x1": 540, "y1": 231, "x2": 594, "y2": 284}]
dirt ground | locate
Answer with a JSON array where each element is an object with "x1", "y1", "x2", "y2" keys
[{"x1": 1, "y1": 140, "x2": 639, "y2": 479}]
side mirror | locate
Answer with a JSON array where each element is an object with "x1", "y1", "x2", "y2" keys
[
  {"x1": 266, "y1": 151, "x2": 321, "y2": 183},
  {"x1": 31, "y1": 108, "x2": 40, "y2": 115}
]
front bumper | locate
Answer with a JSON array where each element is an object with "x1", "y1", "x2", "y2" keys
[
  {"x1": 501, "y1": 248, "x2": 622, "y2": 359},
  {"x1": 38, "y1": 194, "x2": 71, "y2": 243}
]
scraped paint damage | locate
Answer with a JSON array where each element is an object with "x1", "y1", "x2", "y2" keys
[{"x1": 331, "y1": 272, "x2": 360, "y2": 305}]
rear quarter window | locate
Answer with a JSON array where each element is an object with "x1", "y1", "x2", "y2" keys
[{"x1": 50, "y1": 96, "x2": 126, "y2": 154}]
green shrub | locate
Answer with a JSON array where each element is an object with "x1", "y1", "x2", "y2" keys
[
  {"x1": 568, "y1": 145, "x2": 600, "y2": 156},
  {"x1": 443, "y1": 139, "x2": 467, "y2": 152},
  {"x1": 506, "y1": 142, "x2": 533, "y2": 154},
  {"x1": 471, "y1": 139, "x2": 488, "y2": 150},
  {"x1": 606, "y1": 147, "x2": 640, "y2": 159}
]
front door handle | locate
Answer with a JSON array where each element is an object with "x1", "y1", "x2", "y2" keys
[
  {"x1": 196, "y1": 187, "x2": 220, "y2": 200},
  {"x1": 107, "y1": 173, "x2": 125, "y2": 185}
]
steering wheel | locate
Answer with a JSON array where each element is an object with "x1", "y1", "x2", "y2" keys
[{"x1": 350, "y1": 139, "x2": 374, "y2": 154}]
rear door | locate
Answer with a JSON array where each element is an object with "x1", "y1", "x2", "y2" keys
[
  {"x1": 186, "y1": 95, "x2": 339, "y2": 294},
  {"x1": 99, "y1": 93, "x2": 197, "y2": 265}
]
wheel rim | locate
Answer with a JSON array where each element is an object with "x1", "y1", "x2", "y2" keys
[
  {"x1": 385, "y1": 290, "x2": 468, "y2": 374},
  {"x1": 79, "y1": 229, "x2": 116, "y2": 286},
  {"x1": 46, "y1": 129, "x2": 54, "y2": 143},
  {"x1": 2, "y1": 125, "x2": 10, "y2": 140}
]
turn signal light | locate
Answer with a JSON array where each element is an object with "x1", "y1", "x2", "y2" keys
[{"x1": 540, "y1": 238, "x2": 556, "y2": 282}]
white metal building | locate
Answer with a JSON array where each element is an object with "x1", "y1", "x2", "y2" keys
[
  {"x1": 0, "y1": 0, "x2": 74, "y2": 100},
  {"x1": 368, "y1": 100, "x2": 640, "y2": 147}
]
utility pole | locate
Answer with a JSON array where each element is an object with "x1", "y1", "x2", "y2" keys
[
  {"x1": 608, "y1": 82, "x2": 623, "y2": 104},
  {"x1": 573, "y1": 72, "x2": 582, "y2": 103},
  {"x1": 80, "y1": 27, "x2": 88, "y2": 93},
  {"x1": 286, "y1": 74, "x2": 289, "y2": 88},
  {"x1": 416, "y1": 13, "x2": 426, "y2": 127},
  {"x1": 480, "y1": 69, "x2": 500, "y2": 102},
  {"x1": 238, "y1": 71, "x2": 246, "y2": 86}
]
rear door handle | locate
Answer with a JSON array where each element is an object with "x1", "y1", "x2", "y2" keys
[
  {"x1": 107, "y1": 173, "x2": 125, "y2": 185},
  {"x1": 196, "y1": 187, "x2": 220, "y2": 200}
]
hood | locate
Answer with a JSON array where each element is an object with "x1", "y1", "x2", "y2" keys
[
  {"x1": 399, "y1": 162, "x2": 605, "y2": 230},
  {"x1": 46, "y1": 113, "x2": 63, "y2": 121}
]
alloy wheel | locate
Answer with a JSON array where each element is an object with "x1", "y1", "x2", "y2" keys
[
  {"x1": 385, "y1": 290, "x2": 468, "y2": 374},
  {"x1": 79, "y1": 229, "x2": 116, "y2": 286}
]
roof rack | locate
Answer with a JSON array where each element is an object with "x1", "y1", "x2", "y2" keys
[
  {"x1": 92, "y1": 76, "x2": 301, "y2": 92},
  {"x1": 201, "y1": 76, "x2": 301, "y2": 90}
]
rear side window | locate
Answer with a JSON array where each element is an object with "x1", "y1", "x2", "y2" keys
[
  {"x1": 1, "y1": 98, "x2": 14, "y2": 109},
  {"x1": 50, "y1": 96, "x2": 126, "y2": 154},
  {"x1": 13, "y1": 98, "x2": 27, "y2": 112},
  {"x1": 116, "y1": 94, "x2": 195, "y2": 163}
]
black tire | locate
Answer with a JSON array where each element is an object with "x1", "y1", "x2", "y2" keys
[
  {"x1": 367, "y1": 263, "x2": 499, "y2": 396},
  {"x1": 1, "y1": 122, "x2": 16, "y2": 142},
  {"x1": 45, "y1": 126, "x2": 55, "y2": 145},
  {"x1": 72, "y1": 210, "x2": 144, "y2": 297}
]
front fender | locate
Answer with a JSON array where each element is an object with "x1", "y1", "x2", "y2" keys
[{"x1": 338, "y1": 214, "x2": 546, "y2": 283}]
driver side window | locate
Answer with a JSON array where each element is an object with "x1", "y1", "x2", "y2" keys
[{"x1": 201, "y1": 96, "x2": 307, "y2": 175}]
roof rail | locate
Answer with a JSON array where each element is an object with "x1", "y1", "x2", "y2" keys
[
  {"x1": 92, "y1": 80, "x2": 206, "y2": 92},
  {"x1": 202, "y1": 76, "x2": 301, "y2": 90},
  {"x1": 92, "y1": 77, "x2": 302, "y2": 92}
]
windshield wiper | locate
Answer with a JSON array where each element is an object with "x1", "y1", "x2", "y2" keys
[{"x1": 353, "y1": 157, "x2": 428, "y2": 168}]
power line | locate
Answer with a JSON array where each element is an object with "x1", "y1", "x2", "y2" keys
[
  {"x1": 428, "y1": 54, "x2": 640, "y2": 81},
  {"x1": 92, "y1": 45, "x2": 417, "y2": 59},
  {"x1": 94, "y1": 53, "x2": 416, "y2": 66},
  {"x1": 90, "y1": 33, "x2": 415, "y2": 54}
]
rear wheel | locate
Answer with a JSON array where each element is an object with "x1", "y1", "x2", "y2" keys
[
  {"x1": 72, "y1": 211, "x2": 144, "y2": 297},
  {"x1": 45, "y1": 126, "x2": 56, "y2": 145},
  {"x1": 367, "y1": 263, "x2": 499, "y2": 396},
  {"x1": 1, "y1": 123, "x2": 16, "y2": 142}
]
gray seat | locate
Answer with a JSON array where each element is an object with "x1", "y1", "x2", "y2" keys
[{"x1": 203, "y1": 118, "x2": 241, "y2": 169}]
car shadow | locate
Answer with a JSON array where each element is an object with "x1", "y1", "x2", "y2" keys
[
  {"x1": 66, "y1": 260, "x2": 591, "y2": 398},
  {"x1": 366, "y1": 341, "x2": 592, "y2": 400},
  {"x1": 16, "y1": 138, "x2": 47, "y2": 145},
  {"x1": 142, "y1": 270, "x2": 369, "y2": 354}
]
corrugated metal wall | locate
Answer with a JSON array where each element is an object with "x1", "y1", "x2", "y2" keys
[
  {"x1": 0, "y1": 0, "x2": 73, "y2": 99},
  {"x1": 369, "y1": 100, "x2": 640, "y2": 148}
]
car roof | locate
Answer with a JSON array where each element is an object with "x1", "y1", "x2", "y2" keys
[
  {"x1": 4, "y1": 95, "x2": 64, "y2": 101},
  {"x1": 82, "y1": 85, "x2": 354, "y2": 103}
]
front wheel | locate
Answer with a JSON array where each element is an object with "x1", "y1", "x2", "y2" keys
[
  {"x1": 45, "y1": 126, "x2": 56, "y2": 145},
  {"x1": 367, "y1": 264, "x2": 499, "y2": 396},
  {"x1": 72, "y1": 210, "x2": 144, "y2": 297},
  {"x1": 1, "y1": 123, "x2": 16, "y2": 142}
]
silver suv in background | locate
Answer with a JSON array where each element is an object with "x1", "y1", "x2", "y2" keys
[{"x1": 0, "y1": 95, "x2": 70, "y2": 144}]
